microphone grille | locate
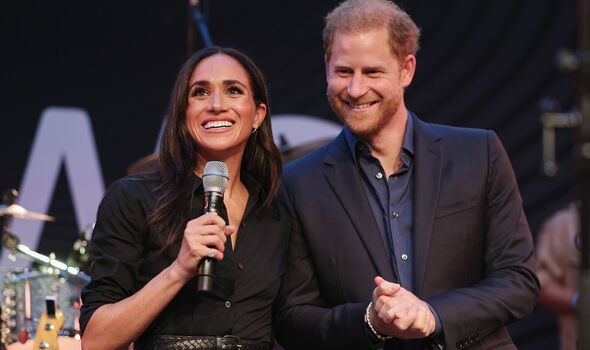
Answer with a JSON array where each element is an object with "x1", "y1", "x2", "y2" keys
[{"x1": 203, "y1": 161, "x2": 229, "y2": 194}]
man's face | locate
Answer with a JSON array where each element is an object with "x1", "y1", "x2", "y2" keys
[{"x1": 325, "y1": 28, "x2": 415, "y2": 141}]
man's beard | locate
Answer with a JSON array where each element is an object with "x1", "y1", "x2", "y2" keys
[{"x1": 327, "y1": 92, "x2": 400, "y2": 140}]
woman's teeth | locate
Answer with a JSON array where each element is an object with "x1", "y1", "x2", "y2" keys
[{"x1": 204, "y1": 120, "x2": 234, "y2": 129}]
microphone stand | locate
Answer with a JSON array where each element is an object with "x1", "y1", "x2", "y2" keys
[{"x1": 187, "y1": 0, "x2": 213, "y2": 55}]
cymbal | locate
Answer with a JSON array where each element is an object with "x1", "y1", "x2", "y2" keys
[{"x1": 0, "y1": 204, "x2": 55, "y2": 221}]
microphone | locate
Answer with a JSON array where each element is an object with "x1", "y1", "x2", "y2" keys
[{"x1": 197, "y1": 161, "x2": 229, "y2": 295}]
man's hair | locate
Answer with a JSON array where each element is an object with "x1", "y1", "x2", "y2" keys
[{"x1": 323, "y1": 0, "x2": 420, "y2": 60}]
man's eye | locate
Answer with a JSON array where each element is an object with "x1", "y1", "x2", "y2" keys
[
  {"x1": 336, "y1": 69, "x2": 352, "y2": 75},
  {"x1": 366, "y1": 70, "x2": 382, "y2": 77},
  {"x1": 191, "y1": 87, "x2": 208, "y2": 97},
  {"x1": 227, "y1": 86, "x2": 244, "y2": 95}
]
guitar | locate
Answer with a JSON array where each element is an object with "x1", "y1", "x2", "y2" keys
[{"x1": 32, "y1": 297, "x2": 64, "y2": 350}]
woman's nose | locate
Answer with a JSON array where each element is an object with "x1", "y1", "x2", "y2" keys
[{"x1": 209, "y1": 92, "x2": 226, "y2": 112}]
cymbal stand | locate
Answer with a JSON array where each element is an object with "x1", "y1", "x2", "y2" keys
[{"x1": 0, "y1": 189, "x2": 18, "y2": 252}]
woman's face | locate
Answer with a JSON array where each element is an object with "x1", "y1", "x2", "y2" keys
[{"x1": 185, "y1": 53, "x2": 266, "y2": 161}]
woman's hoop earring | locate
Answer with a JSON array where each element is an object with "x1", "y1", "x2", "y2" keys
[{"x1": 251, "y1": 127, "x2": 258, "y2": 135}]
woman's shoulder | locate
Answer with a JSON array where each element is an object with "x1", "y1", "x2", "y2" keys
[{"x1": 103, "y1": 171, "x2": 161, "y2": 204}]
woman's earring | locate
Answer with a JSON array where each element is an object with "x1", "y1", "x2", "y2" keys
[{"x1": 251, "y1": 126, "x2": 258, "y2": 134}]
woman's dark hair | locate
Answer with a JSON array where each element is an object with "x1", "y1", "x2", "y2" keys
[{"x1": 145, "y1": 47, "x2": 282, "y2": 252}]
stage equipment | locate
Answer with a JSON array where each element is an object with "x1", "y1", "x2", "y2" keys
[
  {"x1": 540, "y1": 0, "x2": 590, "y2": 346},
  {"x1": 0, "y1": 205, "x2": 55, "y2": 222}
]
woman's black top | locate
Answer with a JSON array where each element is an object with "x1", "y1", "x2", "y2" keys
[{"x1": 79, "y1": 172, "x2": 290, "y2": 344}]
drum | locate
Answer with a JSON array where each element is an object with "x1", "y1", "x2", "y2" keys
[{"x1": 1, "y1": 269, "x2": 86, "y2": 349}]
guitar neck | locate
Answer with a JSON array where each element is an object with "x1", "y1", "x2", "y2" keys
[{"x1": 32, "y1": 297, "x2": 64, "y2": 350}]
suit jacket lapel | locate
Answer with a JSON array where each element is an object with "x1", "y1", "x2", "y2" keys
[
  {"x1": 323, "y1": 132, "x2": 395, "y2": 281},
  {"x1": 412, "y1": 117, "x2": 443, "y2": 295}
]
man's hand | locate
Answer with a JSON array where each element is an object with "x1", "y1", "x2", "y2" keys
[{"x1": 369, "y1": 276, "x2": 436, "y2": 339}]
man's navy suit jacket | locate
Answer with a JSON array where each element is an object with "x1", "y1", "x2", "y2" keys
[{"x1": 276, "y1": 115, "x2": 539, "y2": 350}]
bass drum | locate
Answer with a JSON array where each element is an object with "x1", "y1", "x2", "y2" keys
[{"x1": 2, "y1": 269, "x2": 86, "y2": 349}]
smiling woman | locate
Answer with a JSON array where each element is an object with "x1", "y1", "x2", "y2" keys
[
  {"x1": 79, "y1": 47, "x2": 287, "y2": 350},
  {"x1": 185, "y1": 54, "x2": 267, "y2": 165}
]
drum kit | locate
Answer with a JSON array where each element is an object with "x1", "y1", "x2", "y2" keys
[{"x1": 0, "y1": 190, "x2": 90, "y2": 350}]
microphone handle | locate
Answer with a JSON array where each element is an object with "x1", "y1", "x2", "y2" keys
[
  {"x1": 196, "y1": 258, "x2": 215, "y2": 293},
  {"x1": 196, "y1": 191, "x2": 224, "y2": 295}
]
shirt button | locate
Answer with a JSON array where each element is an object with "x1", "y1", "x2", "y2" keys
[
  {"x1": 375, "y1": 172, "x2": 383, "y2": 179},
  {"x1": 401, "y1": 253, "x2": 408, "y2": 261},
  {"x1": 224, "y1": 300, "x2": 232, "y2": 308},
  {"x1": 392, "y1": 211, "x2": 399, "y2": 218},
  {"x1": 238, "y1": 263, "x2": 244, "y2": 270}
]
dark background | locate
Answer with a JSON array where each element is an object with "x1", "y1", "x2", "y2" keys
[{"x1": 0, "y1": 1, "x2": 581, "y2": 348}]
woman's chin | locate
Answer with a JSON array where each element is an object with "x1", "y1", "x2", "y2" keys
[{"x1": 198, "y1": 140, "x2": 247, "y2": 159}]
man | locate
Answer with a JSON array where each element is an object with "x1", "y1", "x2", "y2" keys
[
  {"x1": 536, "y1": 203, "x2": 580, "y2": 350},
  {"x1": 275, "y1": 0, "x2": 539, "y2": 349}
]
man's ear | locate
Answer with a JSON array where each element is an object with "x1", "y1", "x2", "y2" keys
[{"x1": 400, "y1": 55, "x2": 416, "y2": 88}]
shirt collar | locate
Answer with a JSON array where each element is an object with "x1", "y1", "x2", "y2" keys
[{"x1": 344, "y1": 111, "x2": 415, "y2": 164}]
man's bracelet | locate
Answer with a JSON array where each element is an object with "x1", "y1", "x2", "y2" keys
[
  {"x1": 572, "y1": 291, "x2": 579, "y2": 310},
  {"x1": 364, "y1": 302, "x2": 392, "y2": 342}
]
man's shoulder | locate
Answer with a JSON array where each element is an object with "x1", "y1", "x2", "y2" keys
[
  {"x1": 420, "y1": 119, "x2": 490, "y2": 139},
  {"x1": 417, "y1": 119, "x2": 495, "y2": 153}
]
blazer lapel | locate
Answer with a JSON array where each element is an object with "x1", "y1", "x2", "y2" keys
[
  {"x1": 412, "y1": 117, "x2": 443, "y2": 295},
  {"x1": 323, "y1": 132, "x2": 395, "y2": 281}
]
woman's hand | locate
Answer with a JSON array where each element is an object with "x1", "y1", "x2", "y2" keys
[{"x1": 171, "y1": 212, "x2": 235, "y2": 281}]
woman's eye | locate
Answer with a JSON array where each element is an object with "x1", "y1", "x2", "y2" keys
[
  {"x1": 191, "y1": 87, "x2": 208, "y2": 97},
  {"x1": 227, "y1": 86, "x2": 244, "y2": 95}
]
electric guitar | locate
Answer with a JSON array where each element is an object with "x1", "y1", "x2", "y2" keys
[{"x1": 32, "y1": 297, "x2": 64, "y2": 350}]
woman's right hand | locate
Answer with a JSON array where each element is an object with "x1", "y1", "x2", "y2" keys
[{"x1": 172, "y1": 212, "x2": 235, "y2": 282}]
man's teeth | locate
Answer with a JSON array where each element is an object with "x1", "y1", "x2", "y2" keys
[
  {"x1": 349, "y1": 102, "x2": 374, "y2": 109},
  {"x1": 204, "y1": 121, "x2": 234, "y2": 129}
]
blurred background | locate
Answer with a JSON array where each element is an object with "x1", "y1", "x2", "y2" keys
[{"x1": 0, "y1": 0, "x2": 581, "y2": 348}]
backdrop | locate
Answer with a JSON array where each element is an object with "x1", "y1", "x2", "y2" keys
[{"x1": 0, "y1": 1, "x2": 580, "y2": 348}]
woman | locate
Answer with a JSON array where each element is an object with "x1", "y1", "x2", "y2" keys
[{"x1": 80, "y1": 47, "x2": 288, "y2": 350}]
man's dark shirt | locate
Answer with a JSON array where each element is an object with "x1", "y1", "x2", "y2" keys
[
  {"x1": 80, "y1": 172, "x2": 290, "y2": 344},
  {"x1": 344, "y1": 115, "x2": 443, "y2": 338},
  {"x1": 344, "y1": 115, "x2": 415, "y2": 291}
]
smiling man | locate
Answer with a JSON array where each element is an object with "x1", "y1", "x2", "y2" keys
[{"x1": 275, "y1": 0, "x2": 539, "y2": 349}]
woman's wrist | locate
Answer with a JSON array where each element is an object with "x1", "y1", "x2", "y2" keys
[{"x1": 167, "y1": 260, "x2": 195, "y2": 285}]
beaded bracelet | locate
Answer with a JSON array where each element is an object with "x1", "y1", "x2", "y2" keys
[{"x1": 364, "y1": 302, "x2": 392, "y2": 341}]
